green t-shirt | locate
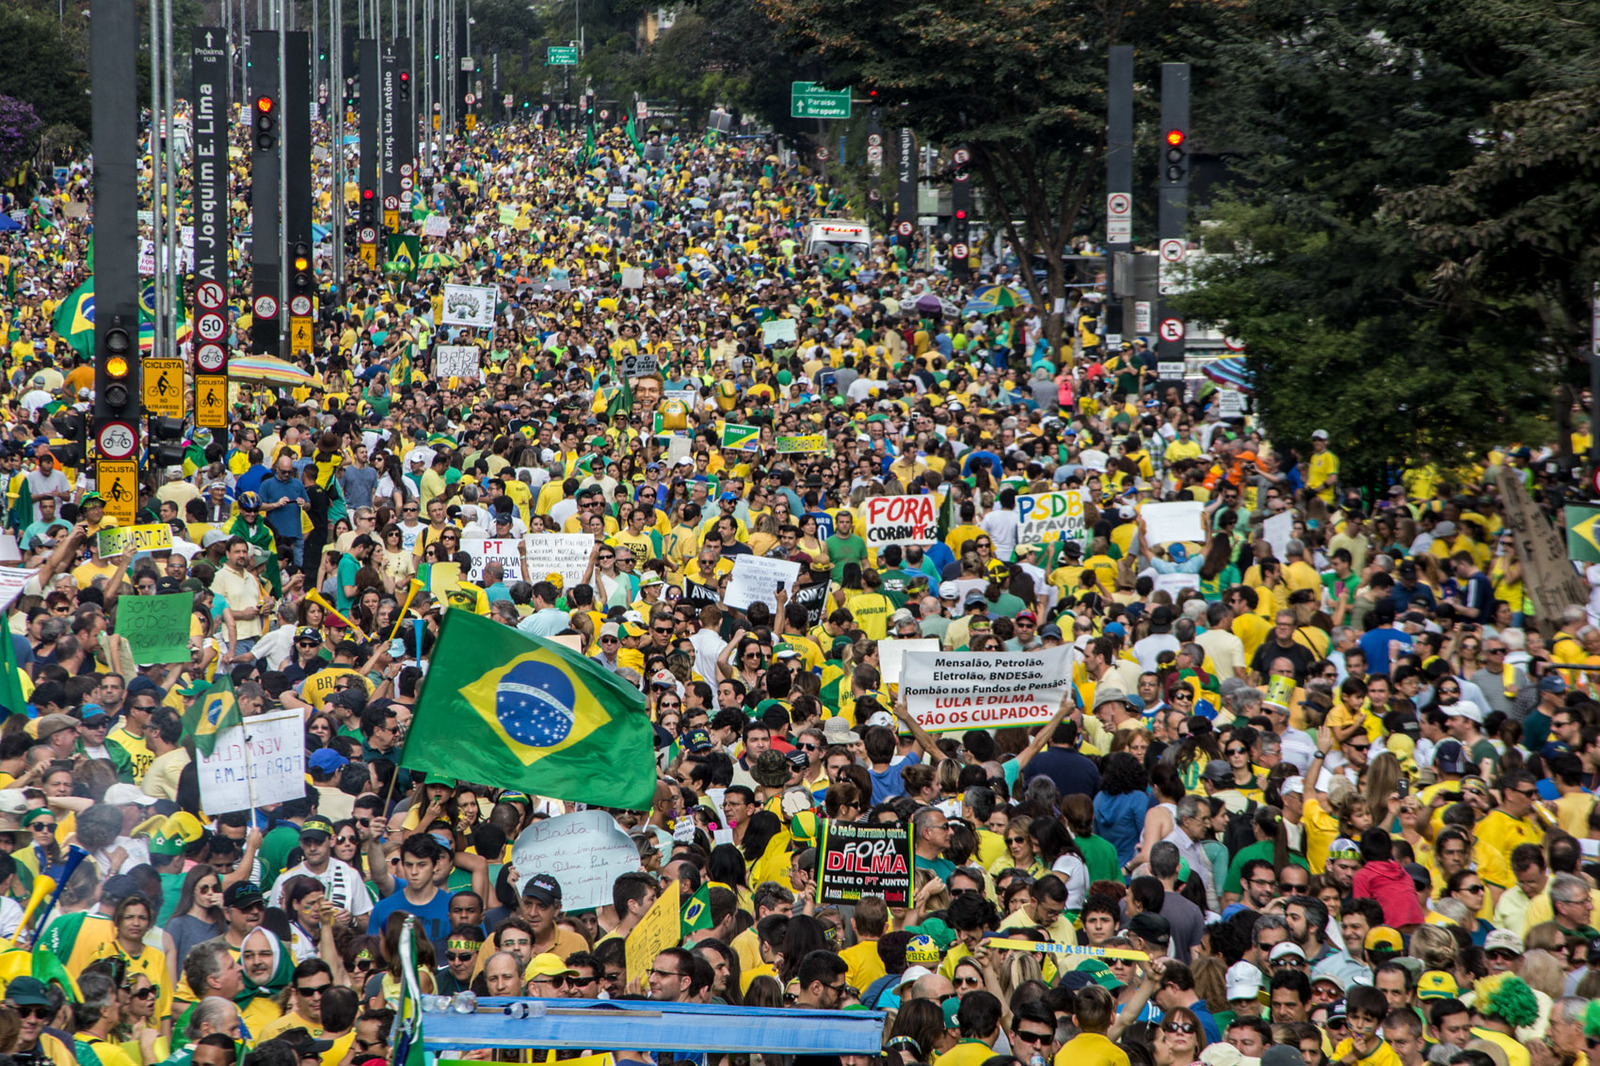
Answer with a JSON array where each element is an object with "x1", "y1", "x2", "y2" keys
[
  {"x1": 258, "y1": 823, "x2": 303, "y2": 891},
  {"x1": 1076, "y1": 832, "x2": 1122, "y2": 886},
  {"x1": 826, "y1": 533, "x2": 867, "y2": 582},
  {"x1": 1222, "y1": 839, "x2": 1310, "y2": 896},
  {"x1": 336, "y1": 553, "x2": 361, "y2": 612}
]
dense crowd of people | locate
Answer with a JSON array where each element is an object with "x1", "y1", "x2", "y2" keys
[{"x1": 0, "y1": 103, "x2": 1596, "y2": 1066}]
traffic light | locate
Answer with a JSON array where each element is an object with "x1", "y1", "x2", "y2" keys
[
  {"x1": 398, "y1": 69, "x2": 410, "y2": 102},
  {"x1": 291, "y1": 240, "x2": 313, "y2": 293},
  {"x1": 1164, "y1": 127, "x2": 1187, "y2": 183},
  {"x1": 254, "y1": 94, "x2": 276, "y2": 151},
  {"x1": 360, "y1": 186, "x2": 375, "y2": 226},
  {"x1": 95, "y1": 320, "x2": 138, "y2": 420},
  {"x1": 149, "y1": 417, "x2": 186, "y2": 469}
]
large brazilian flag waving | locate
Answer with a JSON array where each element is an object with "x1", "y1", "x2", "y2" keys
[{"x1": 399, "y1": 611, "x2": 656, "y2": 810}]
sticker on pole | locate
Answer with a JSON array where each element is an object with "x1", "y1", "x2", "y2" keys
[
  {"x1": 1158, "y1": 317, "x2": 1186, "y2": 342},
  {"x1": 196, "y1": 343, "x2": 227, "y2": 372},
  {"x1": 253, "y1": 295, "x2": 278, "y2": 319},
  {"x1": 951, "y1": 242, "x2": 969, "y2": 259},
  {"x1": 896, "y1": 220, "x2": 914, "y2": 237},
  {"x1": 1159, "y1": 238, "x2": 1186, "y2": 262},
  {"x1": 289, "y1": 295, "x2": 312, "y2": 317},
  {"x1": 195, "y1": 281, "x2": 225, "y2": 309},
  {"x1": 95, "y1": 421, "x2": 138, "y2": 460},
  {"x1": 1107, "y1": 192, "x2": 1131, "y2": 218}
]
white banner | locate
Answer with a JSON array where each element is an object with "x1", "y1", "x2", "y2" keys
[
  {"x1": 1153, "y1": 572, "x2": 1200, "y2": 599},
  {"x1": 440, "y1": 283, "x2": 497, "y2": 329},
  {"x1": 862, "y1": 495, "x2": 937, "y2": 548},
  {"x1": 1140, "y1": 501, "x2": 1205, "y2": 545},
  {"x1": 195, "y1": 709, "x2": 307, "y2": 814},
  {"x1": 434, "y1": 345, "x2": 481, "y2": 381},
  {"x1": 1262, "y1": 511, "x2": 1294, "y2": 562},
  {"x1": 621, "y1": 267, "x2": 645, "y2": 289},
  {"x1": 760, "y1": 318, "x2": 798, "y2": 346},
  {"x1": 878, "y1": 637, "x2": 940, "y2": 686},
  {"x1": 899, "y1": 646, "x2": 1073, "y2": 733},
  {"x1": 510, "y1": 810, "x2": 642, "y2": 913},
  {"x1": 1016, "y1": 491, "x2": 1091, "y2": 550},
  {"x1": 618, "y1": 351, "x2": 658, "y2": 378},
  {"x1": 0, "y1": 566, "x2": 38, "y2": 611},
  {"x1": 422, "y1": 215, "x2": 450, "y2": 237},
  {"x1": 461, "y1": 537, "x2": 524, "y2": 583},
  {"x1": 723, "y1": 555, "x2": 803, "y2": 612},
  {"x1": 522, "y1": 533, "x2": 594, "y2": 590}
]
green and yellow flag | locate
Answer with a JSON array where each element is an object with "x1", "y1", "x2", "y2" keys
[
  {"x1": 387, "y1": 234, "x2": 421, "y2": 277},
  {"x1": 182, "y1": 673, "x2": 241, "y2": 755},
  {"x1": 681, "y1": 884, "x2": 712, "y2": 937},
  {"x1": 1567, "y1": 505, "x2": 1600, "y2": 565},
  {"x1": 399, "y1": 611, "x2": 656, "y2": 810},
  {"x1": 51, "y1": 278, "x2": 95, "y2": 356}
]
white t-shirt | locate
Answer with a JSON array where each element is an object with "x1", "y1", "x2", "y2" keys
[{"x1": 267, "y1": 857, "x2": 374, "y2": 916}]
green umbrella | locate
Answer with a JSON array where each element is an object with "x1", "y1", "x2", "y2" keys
[{"x1": 418, "y1": 252, "x2": 459, "y2": 270}]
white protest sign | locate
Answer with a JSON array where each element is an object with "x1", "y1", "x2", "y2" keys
[
  {"x1": 1016, "y1": 491, "x2": 1092, "y2": 551},
  {"x1": 522, "y1": 533, "x2": 594, "y2": 590},
  {"x1": 899, "y1": 646, "x2": 1073, "y2": 733},
  {"x1": 1139, "y1": 501, "x2": 1205, "y2": 546},
  {"x1": 195, "y1": 709, "x2": 307, "y2": 814},
  {"x1": 510, "y1": 810, "x2": 641, "y2": 913},
  {"x1": 422, "y1": 215, "x2": 450, "y2": 238},
  {"x1": 434, "y1": 345, "x2": 481, "y2": 381},
  {"x1": 462, "y1": 537, "x2": 524, "y2": 583},
  {"x1": 862, "y1": 495, "x2": 937, "y2": 548},
  {"x1": 440, "y1": 283, "x2": 497, "y2": 329},
  {"x1": 878, "y1": 637, "x2": 940, "y2": 686},
  {"x1": 618, "y1": 351, "x2": 658, "y2": 378},
  {"x1": 760, "y1": 319, "x2": 798, "y2": 346},
  {"x1": 621, "y1": 267, "x2": 645, "y2": 289},
  {"x1": 0, "y1": 536, "x2": 21, "y2": 564},
  {"x1": 1153, "y1": 572, "x2": 1200, "y2": 599},
  {"x1": 1217, "y1": 390, "x2": 1245, "y2": 418},
  {"x1": 723, "y1": 555, "x2": 803, "y2": 612},
  {"x1": 1262, "y1": 511, "x2": 1294, "y2": 562},
  {"x1": 0, "y1": 566, "x2": 38, "y2": 611},
  {"x1": 663, "y1": 389, "x2": 697, "y2": 407}
]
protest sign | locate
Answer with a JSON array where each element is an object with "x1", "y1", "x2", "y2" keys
[
  {"x1": 877, "y1": 638, "x2": 941, "y2": 686},
  {"x1": 776, "y1": 433, "x2": 826, "y2": 454},
  {"x1": 760, "y1": 318, "x2": 797, "y2": 346},
  {"x1": 899, "y1": 646, "x2": 1072, "y2": 733},
  {"x1": 1016, "y1": 491, "x2": 1091, "y2": 551},
  {"x1": 440, "y1": 284, "x2": 496, "y2": 329},
  {"x1": 814, "y1": 821, "x2": 914, "y2": 906},
  {"x1": 1261, "y1": 511, "x2": 1294, "y2": 562},
  {"x1": 497, "y1": 205, "x2": 518, "y2": 225},
  {"x1": 461, "y1": 537, "x2": 524, "y2": 583},
  {"x1": 621, "y1": 267, "x2": 645, "y2": 289},
  {"x1": 434, "y1": 345, "x2": 481, "y2": 381},
  {"x1": 720, "y1": 423, "x2": 760, "y2": 451},
  {"x1": 422, "y1": 215, "x2": 450, "y2": 237},
  {"x1": 625, "y1": 881, "x2": 680, "y2": 984},
  {"x1": 195, "y1": 709, "x2": 306, "y2": 814},
  {"x1": 98, "y1": 524, "x2": 174, "y2": 558},
  {"x1": 618, "y1": 351, "x2": 658, "y2": 378},
  {"x1": 1153, "y1": 573, "x2": 1200, "y2": 599},
  {"x1": 682, "y1": 579, "x2": 721, "y2": 609},
  {"x1": 862, "y1": 495, "x2": 937, "y2": 548},
  {"x1": 663, "y1": 389, "x2": 697, "y2": 408},
  {"x1": 1140, "y1": 501, "x2": 1205, "y2": 545},
  {"x1": 117, "y1": 593, "x2": 193, "y2": 664},
  {"x1": 0, "y1": 567, "x2": 38, "y2": 612},
  {"x1": 723, "y1": 555, "x2": 802, "y2": 612},
  {"x1": 1217, "y1": 390, "x2": 1246, "y2": 418},
  {"x1": 522, "y1": 534, "x2": 594, "y2": 590},
  {"x1": 510, "y1": 810, "x2": 641, "y2": 913},
  {"x1": 0, "y1": 535, "x2": 18, "y2": 563},
  {"x1": 791, "y1": 580, "x2": 832, "y2": 628}
]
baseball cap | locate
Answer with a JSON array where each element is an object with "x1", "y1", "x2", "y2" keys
[
  {"x1": 1201, "y1": 760, "x2": 1235, "y2": 784},
  {"x1": 295, "y1": 626, "x2": 322, "y2": 643},
  {"x1": 891, "y1": 964, "x2": 933, "y2": 991},
  {"x1": 939, "y1": 586, "x2": 961, "y2": 601},
  {"x1": 522, "y1": 873, "x2": 562, "y2": 906},
  {"x1": 1483, "y1": 929, "x2": 1524, "y2": 955},
  {"x1": 300, "y1": 816, "x2": 335, "y2": 840},
  {"x1": 905, "y1": 935, "x2": 941, "y2": 966},
  {"x1": 1311, "y1": 429, "x2": 1329, "y2": 440},
  {"x1": 1539, "y1": 674, "x2": 1568, "y2": 694},
  {"x1": 225, "y1": 881, "x2": 265, "y2": 909},
  {"x1": 1074, "y1": 957, "x2": 1125, "y2": 992},
  {"x1": 683, "y1": 728, "x2": 713, "y2": 753},
  {"x1": 277, "y1": 1028, "x2": 335, "y2": 1059},
  {"x1": 1269, "y1": 942, "x2": 1307, "y2": 964},
  {"x1": 1282, "y1": 775, "x2": 1305, "y2": 796},
  {"x1": 1328, "y1": 837, "x2": 1360, "y2": 862},
  {"x1": 1417, "y1": 971, "x2": 1459, "y2": 1000},
  {"x1": 103, "y1": 783, "x2": 157, "y2": 808},
  {"x1": 308, "y1": 748, "x2": 350, "y2": 774},
  {"x1": 1364, "y1": 926, "x2": 1403, "y2": 953},
  {"x1": 1433, "y1": 739, "x2": 1467, "y2": 775},
  {"x1": 1444, "y1": 702, "x2": 1483, "y2": 724},
  {"x1": 4, "y1": 977, "x2": 50, "y2": 1007},
  {"x1": 524, "y1": 953, "x2": 578, "y2": 981},
  {"x1": 963, "y1": 592, "x2": 987, "y2": 608},
  {"x1": 1225, "y1": 960, "x2": 1265, "y2": 1002},
  {"x1": 1128, "y1": 911, "x2": 1170, "y2": 946}
]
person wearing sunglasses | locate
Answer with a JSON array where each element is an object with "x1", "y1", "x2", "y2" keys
[
  {"x1": 1008, "y1": 1000, "x2": 1061, "y2": 1063},
  {"x1": 525, "y1": 953, "x2": 578, "y2": 998},
  {"x1": 1150, "y1": 1006, "x2": 1208, "y2": 1066}
]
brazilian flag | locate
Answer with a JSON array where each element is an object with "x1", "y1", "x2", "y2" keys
[
  {"x1": 388, "y1": 234, "x2": 421, "y2": 277},
  {"x1": 51, "y1": 278, "x2": 95, "y2": 356},
  {"x1": 182, "y1": 673, "x2": 241, "y2": 756},
  {"x1": 399, "y1": 611, "x2": 655, "y2": 810},
  {"x1": 681, "y1": 884, "x2": 712, "y2": 937},
  {"x1": 1567, "y1": 505, "x2": 1600, "y2": 565}
]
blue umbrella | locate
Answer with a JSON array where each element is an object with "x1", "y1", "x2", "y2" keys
[
  {"x1": 1202, "y1": 356, "x2": 1253, "y2": 393},
  {"x1": 0, "y1": 215, "x2": 20, "y2": 233}
]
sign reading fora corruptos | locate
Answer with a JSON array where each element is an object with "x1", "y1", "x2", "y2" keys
[
  {"x1": 899, "y1": 646, "x2": 1072, "y2": 732},
  {"x1": 862, "y1": 495, "x2": 936, "y2": 547}
]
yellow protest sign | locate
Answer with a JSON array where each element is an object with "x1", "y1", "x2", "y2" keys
[
  {"x1": 625, "y1": 880, "x2": 680, "y2": 985},
  {"x1": 429, "y1": 561, "x2": 461, "y2": 597},
  {"x1": 358, "y1": 242, "x2": 378, "y2": 269},
  {"x1": 97, "y1": 524, "x2": 174, "y2": 558}
]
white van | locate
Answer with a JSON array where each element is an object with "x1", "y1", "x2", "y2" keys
[{"x1": 803, "y1": 218, "x2": 872, "y2": 262}]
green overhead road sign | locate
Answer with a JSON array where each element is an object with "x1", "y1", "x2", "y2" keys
[
  {"x1": 547, "y1": 46, "x2": 578, "y2": 66},
  {"x1": 791, "y1": 82, "x2": 851, "y2": 119}
]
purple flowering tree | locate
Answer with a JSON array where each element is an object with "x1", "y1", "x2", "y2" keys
[{"x1": 0, "y1": 95, "x2": 42, "y2": 183}]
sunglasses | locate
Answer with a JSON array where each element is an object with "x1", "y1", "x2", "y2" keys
[
  {"x1": 445, "y1": 952, "x2": 477, "y2": 963},
  {"x1": 1227, "y1": 747, "x2": 1249, "y2": 756},
  {"x1": 11, "y1": 1005, "x2": 50, "y2": 1019},
  {"x1": 1162, "y1": 1022, "x2": 1198, "y2": 1035},
  {"x1": 954, "y1": 975, "x2": 983, "y2": 987},
  {"x1": 295, "y1": 985, "x2": 330, "y2": 997}
]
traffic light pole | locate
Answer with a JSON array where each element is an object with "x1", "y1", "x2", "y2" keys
[
  {"x1": 250, "y1": 30, "x2": 282, "y2": 355},
  {"x1": 1156, "y1": 62, "x2": 1190, "y2": 378},
  {"x1": 284, "y1": 30, "x2": 314, "y2": 360},
  {"x1": 358, "y1": 37, "x2": 380, "y2": 268},
  {"x1": 1105, "y1": 44, "x2": 1133, "y2": 352}
]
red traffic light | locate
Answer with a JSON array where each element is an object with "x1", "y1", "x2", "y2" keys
[
  {"x1": 955, "y1": 209, "x2": 967, "y2": 220},
  {"x1": 362, "y1": 188, "x2": 374, "y2": 200},
  {"x1": 256, "y1": 95, "x2": 274, "y2": 113},
  {"x1": 400, "y1": 71, "x2": 409, "y2": 82},
  {"x1": 1165, "y1": 128, "x2": 1185, "y2": 147}
]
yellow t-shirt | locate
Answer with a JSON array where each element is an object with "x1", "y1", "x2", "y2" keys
[
  {"x1": 839, "y1": 938, "x2": 886, "y2": 993},
  {"x1": 937, "y1": 1041, "x2": 1002, "y2": 1066},
  {"x1": 1475, "y1": 810, "x2": 1544, "y2": 868},
  {"x1": 1330, "y1": 1038, "x2": 1402, "y2": 1066},
  {"x1": 1053, "y1": 1033, "x2": 1131, "y2": 1066}
]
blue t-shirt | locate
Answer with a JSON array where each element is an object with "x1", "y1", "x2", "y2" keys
[
  {"x1": 1357, "y1": 626, "x2": 1413, "y2": 676},
  {"x1": 257, "y1": 476, "x2": 309, "y2": 540},
  {"x1": 366, "y1": 881, "x2": 454, "y2": 951},
  {"x1": 1093, "y1": 789, "x2": 1150, "y2": 866},
  {"x1": 867, "y1": 755, "x2": 918, "y2": 805}
]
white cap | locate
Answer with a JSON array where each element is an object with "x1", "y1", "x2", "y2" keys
[
  {"x1": 1269, "y1": 942, "x2": 1307, "y2": 963},
  {"x1": 1226, "y1": 960, "x2": 1264, "y2": 1002},
  {"x1": 1444, "y1": 702, "x2": 1483, "y2": 724},
  {"x1": 1311, "y1": 429, "x2": 1329, "y2": 440},
  {"x1": 103, "y1": 783, "x2": 157, "y2": 807},
  {"x1": 865, "y1": 711, "x2": 895, "y2": 729},
  {"x1": 892, "y1": 965, "x2": 933, "y2": 991},
  {"x1": 1282, "y1": 776, "x2": 1305, "y2": 796}
]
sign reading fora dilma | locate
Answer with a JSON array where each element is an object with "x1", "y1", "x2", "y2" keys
[{"x1": 814, "y1": 820, "x2": 914, "y2": 906}]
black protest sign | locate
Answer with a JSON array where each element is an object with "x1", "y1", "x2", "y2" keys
[
  {"x1": 814, "y1": 820, "x2": 914, "y2": 906},
  {"x1": 791, "y1": 579, "x2": 831, "y2": 628},
  {"x1": 682, "y1": 579, "x2": 720, "y2": 608}
]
